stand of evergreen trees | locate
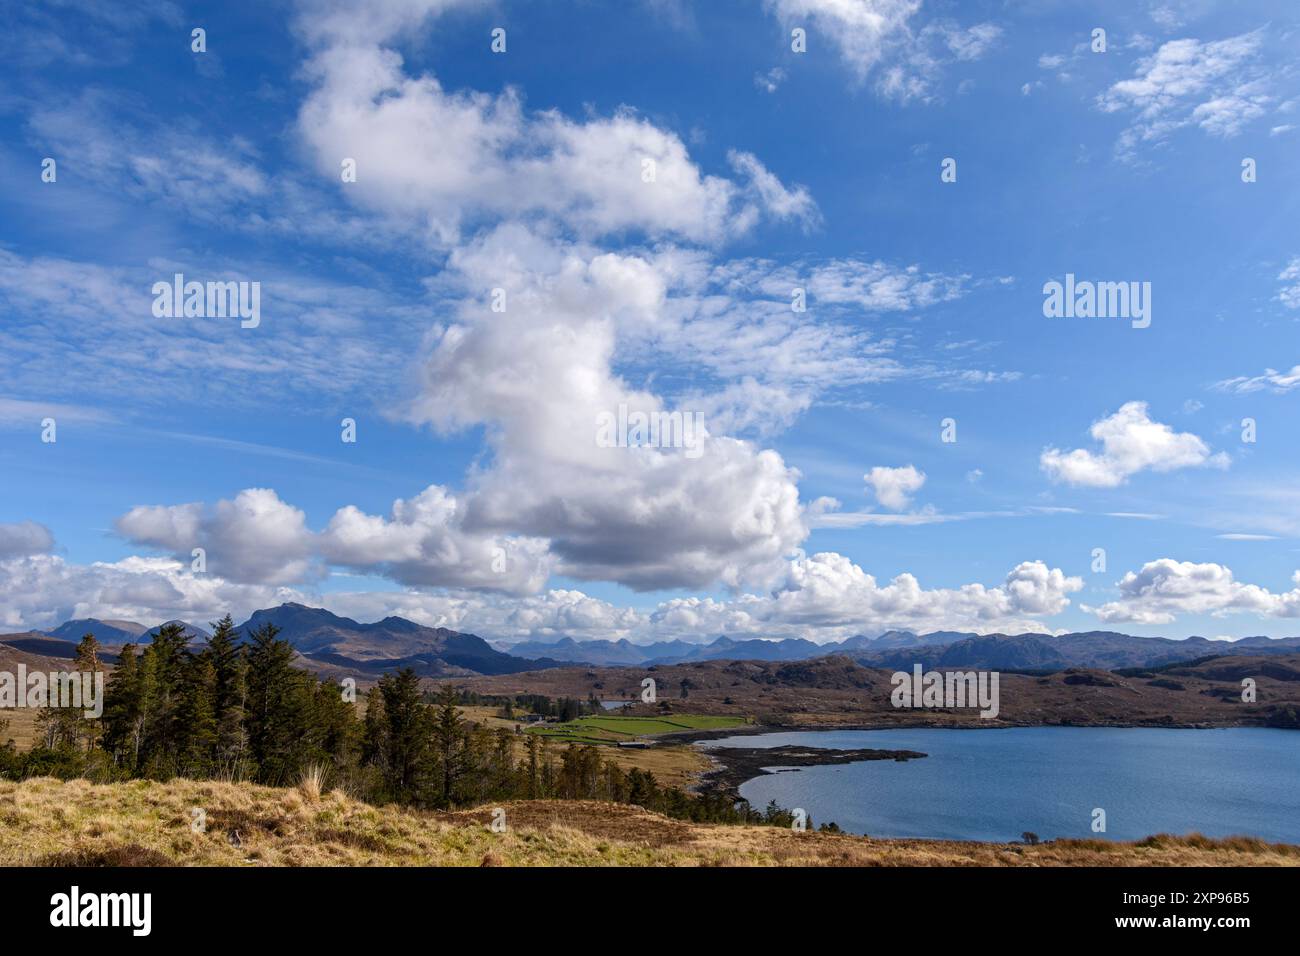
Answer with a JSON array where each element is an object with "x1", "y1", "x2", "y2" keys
[{"x1": 0, "y1": 618, "x2": 791, "y2": 827}]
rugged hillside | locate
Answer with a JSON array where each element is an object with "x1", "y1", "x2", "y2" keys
[
  {"x1": 0, "y1": 632, "x2": 121, "y2": 664},
  {"x1": 140, "y1": 620, "x2": 211, "y2": 644},
  {"x1": 1138, "y1": 655, "x2": 1300, "y2": 683},
  {"x1": 2, "y1": 777, "x2": 1295, "y2": 867},
  {"x1": 0, "y1": 640, "x2": 109, "y2": 747},
  {"x1": 236, "y1": 603, "x2": 555, "y2": 676},
  {"x1": 446, "y1": 654, "x2": 1300, "y2": 729},
  {"x1": 45, "y1": 618, "x2": 147, "y2": 644}
]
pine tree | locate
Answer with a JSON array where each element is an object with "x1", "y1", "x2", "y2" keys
[
  {"x1": 378, "y1": 669, "x2": 429, "y2": 803},
  {"x1": 491, "y1": 726, "x2": 514, "y2": 795},
  {"x1": 244, "y1": 622, "x2": 310, "y2": 785},
  {"x1": 362, "y1": 686, "x2": 387, "y2": 769},
  {"x1": 73, "y1": 634, "x2": 104, "y2": 752},
  {"x1": 309, "y1": 677, "x2": 359, "y2": 775},
  {"x1": 539, "y1": 736, "x2": 555, "y2": 797},
  {"x1": 102, "y1": 643, "x2": 145, "y2": 770},
  {"x1": 431, "y1": 684, "x2": 465, "y2": 808},
  {"x1": 526, "y1": 731, "x2": 540, "y2": 799},
  {"x1": 205, "y1": 614, "x2": 247, "y2": 775},
  {"x1": 137, "y1": 622, "x2": 193, "y2": 777},
  {"x1": 174, "y1": 651, "x2": 217, "y2": 777},
  {"x1": 37, "y1": 633, "x2": 104, "y2": 753}
]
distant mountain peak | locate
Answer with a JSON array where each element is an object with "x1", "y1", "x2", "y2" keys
[
  {"x1": 45, "y1": 618, "x2": 149, "y2": 643},
  {"x1": 229, "y1": 602, "x2": 552, "y2": 677}
]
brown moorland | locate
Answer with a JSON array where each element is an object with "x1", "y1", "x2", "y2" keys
[{"x1": 437, "y1": 654, "x2": 1300, "y2": 730}]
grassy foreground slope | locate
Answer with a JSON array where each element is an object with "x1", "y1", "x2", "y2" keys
[{"x1": 2, "y1": 777, "x2": 1297, "y2": 867}]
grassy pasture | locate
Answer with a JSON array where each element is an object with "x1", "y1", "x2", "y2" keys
[{"x1": 525, "y1": 714, "x2": 746, "y2": 744}]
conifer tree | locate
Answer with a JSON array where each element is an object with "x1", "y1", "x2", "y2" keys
[
  {"x1": 138, "y1": 622, "x2": 192, "y2": 777},
  {"x1": 244, "y1": 622, "x2": 310, "y2": 784},
  {"x1": 362, "y1": 685, "x2": 387, "y2": 770},
  {"x1": 102, "y1": 643, "x2": 145, "y2": 770},
  {"x1": 205, "y1": 614, "x2": 248, "y2": 774},
  {"x1": 526, "y1": 731, "x2": 540, "y2": 799},
  {"x1": 37, "y1": 633, "x2": 104, "y2": 752},
  {"x1": 378, "y1": 669, "x2": 428, "y2": 802},
  {"x1": 175, "y1": 651, "x2": 217, "y2": 777},
  {"x1": 431, "y1": 684, "x2": 465, "y2": 807}
]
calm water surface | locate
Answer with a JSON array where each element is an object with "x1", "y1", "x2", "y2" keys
[{"x1": 700, "y1": 727, "x2": 1300, "y2": 842}]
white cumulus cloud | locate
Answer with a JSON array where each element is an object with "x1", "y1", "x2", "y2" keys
[
  {"x1": 864, "y1": 465, "x2": 926, "y2": 510},
  {"x1": 0, "y1": 521, "x2": 55, "y2": 560},
  {"x1": 116, "y1": 488, "x2": 316, "y2": 586},
  {"x1": 1041, "y1": 401, "x2": 1227, "y2": 488},
  {"x1": 1086, "y1": 559, "x2": 1300, "y2": 625}
]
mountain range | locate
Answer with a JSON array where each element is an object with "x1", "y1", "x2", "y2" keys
[
  {"x1": 7, "y1": 604, "x2": 1300, "y2": 677},
  {"x1": 232, "y1": 604, "x2": 552, "y2": 675},
  {"x1": 495, "y1": 629, "x2": 966, "y2": 666},
  {"x1": 10, "y1": 605, "x2": 553, "y2": 677},
  {"x1": 498, "y1": 629, "x2": 1300, "y2": 671},
  {"x1": 46, "y1": 618, "x2": 150, "y2": 644}
]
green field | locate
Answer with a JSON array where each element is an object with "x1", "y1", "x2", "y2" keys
[{"x1": 525, "y1": 714, "x2": 746, "y2": 745}]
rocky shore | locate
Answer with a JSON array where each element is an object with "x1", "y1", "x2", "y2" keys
[{"x1": 695, "y1": 744, "x2": 927, "y2": 799}]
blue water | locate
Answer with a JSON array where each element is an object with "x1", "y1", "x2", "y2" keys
[{"x1": 701, "y1": 727, "x2": 1300, "y2": 842}]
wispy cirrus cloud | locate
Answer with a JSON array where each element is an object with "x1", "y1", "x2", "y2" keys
[
  {"x1": 0, "y1": 249, "x2": 426, "y2": 411},
  {"x1": 1213, "y1": 363, "x2": 1300, "y2": 394},
  {"x1": 1097, "y1": 29, "x2": 1281, "y2": 159},
  {"x1": 1276, "y1": 257, "x2": 1300, "y2": 309},
  {"x1": 0, "y1": 397, "x2": 116, "y2": 427},
  {"x1": 763, "y1": 0, "x2": 1000, "y2": 102}
]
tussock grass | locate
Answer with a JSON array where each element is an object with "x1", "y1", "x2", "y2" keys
[
  {"x1": 1, "y1": 777, "x2": 1296, "y2": 867},
  {"x1": 297, "y1": 763, "x2": 327, "y2": 803}
]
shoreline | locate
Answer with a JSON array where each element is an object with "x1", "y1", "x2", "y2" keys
[{"x1": 693, "y1": 744, "x2": 926, "y2": 801}]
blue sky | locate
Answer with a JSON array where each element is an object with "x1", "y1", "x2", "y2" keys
[{"x1": 2, "y1": 0, "x2": 1299, "y2": 642}]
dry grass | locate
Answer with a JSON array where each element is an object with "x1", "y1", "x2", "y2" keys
[
  {"x1": 0, "y1": 708, "x2": 44, "y2": 750},
  {"x1": 1, "y1": 777, "x2": 1297, "y2": 867},
  {"x1": 297, "y1": 763, "x2": 327, "y2": 803},
  {"x1": 595, "y1": 743, "x2": 711, "y2": 789}
]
